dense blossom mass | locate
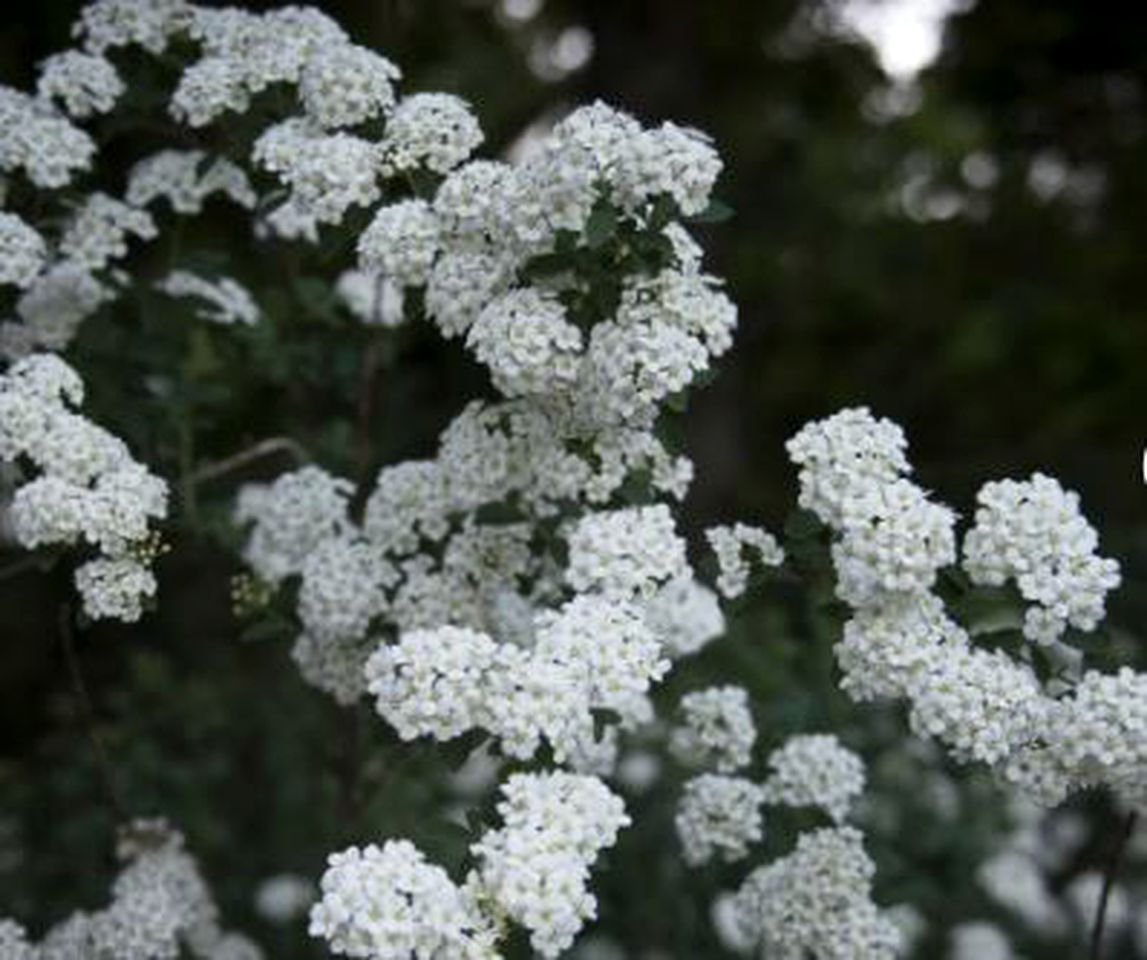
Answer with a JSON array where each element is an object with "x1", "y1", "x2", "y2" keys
[
  {"x1": 0, "y1": 1, "x2": 1142, "y2": 958},
  {"x1": 0, "y1": 355, "x2": 167, "y2": 620},
  {"x1": 786, "y1": 407, "x2": 1140, "y2": 811}
]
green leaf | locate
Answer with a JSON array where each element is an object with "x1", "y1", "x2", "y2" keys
[
  {"x1": 783, "y1": 509, "x2": 824, "y2": 542},
  {"x1": 584, "y1": 202, "x2": 618, "y2": 249},
  {"x1": 690, "y1": 198, "x2": 734, "y2": 224}
]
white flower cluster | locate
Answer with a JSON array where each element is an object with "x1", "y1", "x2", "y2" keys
[
  {"x1": 358, "y1": 199, "x2": 439, "y2": 284},
  {"x1": 641, "y1": 576, "x2": 725, "y2": 658},
  {"x1": 1044, "y1": 667, "x2": 1147, "y2": 809},
  {"x1": 59, "y1": 192, "x2": 158, "y2": 271},
  {"x1": 127, "y1": 150, "x2": 256, "y2": 214},
  {"x1": 786, "y1": 406, "x2": 911, "y2": 526},
  {"x1": 0, "y1": 213, "x2": 47, "y2": 289},
  {"x1": 0, "y1": 921, "x2": 34, "y2": 960},
  {"x1": 355, "y1": 101, "x2": 733, "y2": 427},
  {"x1": 760, "y1": 733, "x2": 866, "y2": 823},
  {"x1": 788, "y1": 407, "x2": 1143, "y2": 810},
  {"x1": 0, "y1": 87, "x2": 96, "y2": 188},
  {"x1": 335, "y1": 270, "x2": 405, "y2": 327},
  {"x1": 2, "y1": 819, "x2": 260, "y2": 959},
  {"x1": 311, "y1": 772, "x2": 628, "y2": 959},
  {"x1": 1, "y1": 355, "x2": 168, "y2": 621},
  {"x1": 669, "y1": 686, "x2": 757, "y2": 773},
  {"x1": 706, "y1": 523, "x2": 784, "y2": 599},
  {"x1": 977, "y1": 849, "x2": 1065, "y2": 935},
  {"x1": 308, "y1": 840, "x2": 496, "y2": 960},
  {"x1": 234, "y1": 466, "x2": 351, "y2": 584},
  {"x1": 470, "y1": 772, "x2": 630, "y2": 957},
  {"x1": 256, "y1": 124, "x2": 383, "y2": 226},
  {"x1": 171, "y1": 7, "x2": 350, "y2": 127},
  {"x1": 467, "y1": 288, "x2": 582, "y2": 398},
  {"x1": 1, "y1": 263, "x2": 118, "y2": 358},
  {"x1": 237, "y1": 428, "x2": 691, "y2": 733},
  {"x1": 76, "y1": 0, "x2": 191, "y2": 56},
  {"x1": 675, "y1": 774, "x2": 765, "y2": 866},
  {"x1": 962, "y1": 473, "x2": 1121, "y2": 644},
  {"x1": 730, "y1": 826, "x2": 902, "y2": 959},
  {"x1": 367, "y1": 594, "x2": 668, "y2": 765},
  {"x1": 948, "y1": 922, "x2": 1016, "y2": 960},
  {"x1": 564, "y1": 504, "x2": 688, "y2": 600},
  {"x1": 380, "y1": 93, "x2": 484, "y2": 176},
  {"x1": 36, "y1": 50, "x2": 124, "y2": 118},
  {"x1": 253, "y1": 874, "x2": 315, "y2": 925},
  {"x1": 299, "y1": 44, "x2": 400, "y2": 130},
  {"x1": 158, "y1": 270, "x2": 260, "y2": 326}
]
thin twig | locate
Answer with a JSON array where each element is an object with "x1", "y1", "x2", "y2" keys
[
  {"x1": 354, "y1": 334, "x2": 386, "y2": 496},
  {"x1": 189, "y1": 436, "x2": 311, "y2": 487},
  {"x1": 1089, "y1": 809, "x2": 1138, "y2": 959},
  {"x1": 58, "y1": 605, "x2": 127, "y2": 823}
]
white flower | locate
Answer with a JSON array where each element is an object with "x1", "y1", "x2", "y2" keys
[
  {"x1": 835, "y1": 593, "x2": 968, "y2": 702},
  {"x1": 0, "y1": 920, "x2": 35, "y2": 960},
  {"x1": 235, "y1": 467, "x2": 352, "y2": 583},
  {"x1": 675, "y1": 774, "x2": 764, "y2": 866},
  {"x1": 366, "y1": 625, "x2": 501, "y2": 742},
  {"x1": 977, "y1": 850, "x2": 1066, "y2": 934},
  {"x1": 1, "y1": 355, "x2": 167, "y2": 621},
  {"x1": 533, "y1": 594, "x2": 668, "y2": 725},
  {"x1": 906, "y1": 643, "x2": 1047, "y2": 766},
  {"x1": 949, "y1": 922, "x2": 1016, "y2": 960},
  {"x1": 426, "y1": 252, "x2": 510, "y2": 339},
  {"x1": 786, "y1": 406, "x2": 911, "y2": 527},
  {"x1": 0, "y1": 213, "x2": 46, "y2": 288},
  {"x1": 963, "y1": 473, "x2": 1121, "y2": 644},
  {"x1": 761, "y1": 733, "x2": 866, "y2": 823},
  {"x1": 291, "y1": 633, "x2": 372, "y2": 706},
  {"x1": 299, "y1": 44, "x2": 400, "y2": 129},
  {"x1": 37, "y1": 50, "x2": 124, "y2": 117},
  {"x1": 254, "y1": 875, "x2": 315, "y2": 925},
  {"x1": 5, "y1": 263, "x2": 114, "y2": 356},
  {"x1": 642, "y1": 577, "x2": 725, "y2": 657},
  {"x1": 831, "y1": 477, "x2": 956, "y2": 608},
  {"x1": 613, "y1": 122, "x2": 722, "y2": 216},
  {"x1": 299, "y1": 537, "x2": 395, "y2": 643},
  {"x1": 1048, "y1": 667, "x2": 1147, "y2": 808},
  {"x1": 363, "y1": 460, "x2": 451, "y2": 555},
  {"x1": 157, "y1": 270, "x2": 259, "y2": 325},
  {"x1": 283, "y1": 133, "x2": 382, "y2": 225},
  {"x1": 471, "y1": 771, "x2": 629, "y2": 957},
  {"x1": 74, "y1": 557, "x2": 156, "y2": 622},
  {"x1": 434, "y1": 160, "x2": 513, "y2": 243},
  {"x1": 170, "y1": 56, "x2": 250, "y2": 127},
  {"x1": 336, "y1": 269, "x2": 405, "y2": 326},
  {"x1": 76, "y1": 0, "x2": 190, "y2": 55},
  {"x1": 731, "y1": 826, "x2": 900, "y2": 960},
  {"x1": 1065, "y1": 871, "x2": 1131, "y2": 942},
  {"x1": 381, "y1": 93, "x2": 484, "y2": 175},
  {"x1": 358, "y1": 200, "x2": 440, "y2": 287},
  {"x1": 670, "y1": 686, "x2": 756, "y2": 773},
  {"x1": 309, "y1": 840, "x2": 495, "y2": 959},
  {"x1": 127, "y1": 150, "x2": 255, "y2": 213},
  {"x1": 467, "y1": 287, "x2": 583, "y2": 397},
  {"x1": 706, "y1": 523, "x2": 784, "y2": 598},
  {"x1": 0, "y1": 88, "x2": 96, "y2": 187},
  {"x1": 89, "y1": 822, "x2": 222, "y2": 960},
  {"x1": 564, "y1": 505, "x2": 688, "y2": 600},
  {"x1": 59, "y1": 193, "x2": 157, "y2": 270}
]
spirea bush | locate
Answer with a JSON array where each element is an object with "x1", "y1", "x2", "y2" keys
[{"x1": 0, "y1": 2, "x2": 1144, "y2": 959}]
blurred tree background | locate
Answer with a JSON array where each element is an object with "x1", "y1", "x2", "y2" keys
[{"x1": 2, "y1": 1, "x2": 1146, "y2": 957}]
